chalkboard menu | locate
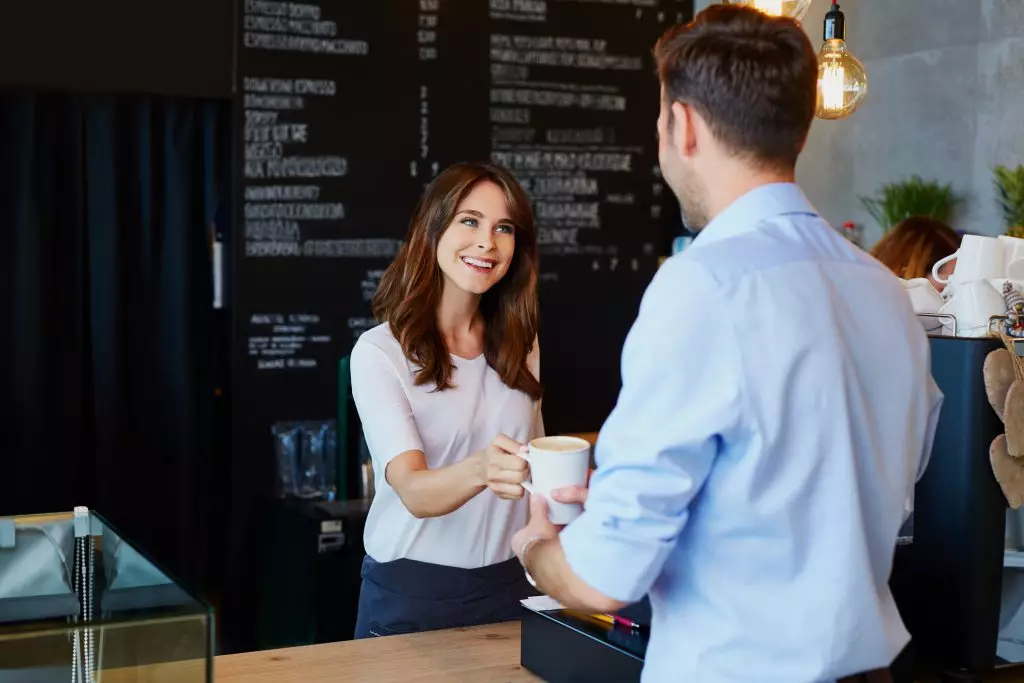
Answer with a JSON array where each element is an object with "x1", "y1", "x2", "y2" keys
[{"x1": 233, "y1": 0, "x2": 692, "y2": 500}]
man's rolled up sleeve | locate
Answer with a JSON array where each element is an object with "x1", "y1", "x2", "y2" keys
[{"x1": 559, "y1": 258, "x2": 742, "y2": 603}]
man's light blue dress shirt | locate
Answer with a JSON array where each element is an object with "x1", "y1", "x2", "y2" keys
[{"x1": 559, "y1": 184, "x2": 943, "y2": 682}]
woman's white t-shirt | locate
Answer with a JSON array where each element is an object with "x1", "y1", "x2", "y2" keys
[{"x1": 350, "y1": 323, "x2": 544, "y2": 569}]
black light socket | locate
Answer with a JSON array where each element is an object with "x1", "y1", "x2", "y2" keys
[{"x1": 823, "y1": 1, "x2": 846, "y2": 41}]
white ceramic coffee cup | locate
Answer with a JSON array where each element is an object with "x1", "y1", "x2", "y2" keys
[
  {"x1": 932, "y1": 235, "x2": 1004, "y2": 285},
  {"x1": 521, "y1": 436, "x2": 591, "y2": 525},
  {"x1": 938, "y1": 279, "x2": 1005, "y2": 337},
  {"x1": 902, "y1": 278, "x2": 944, "y2": 314}
]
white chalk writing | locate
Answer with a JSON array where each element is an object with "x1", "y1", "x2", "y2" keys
[
  {"x1": 490, "y1": 88, "x2": 626, "y2": 111},
  {"x1": 245, "y1": 185, "x2": 320, "y2": 201},
  {"x1": 490, "y1": 150, "x2": 632, "y2": 172},
  {"x1": 243, "y1": 202, "x2": 345, "y2": 220},
  {"x1": 245, "y1": 156, "x2": 348, "y2": 178},
  {"x1": 243, "y1": 34, "x2": 369, "y2": 55}
]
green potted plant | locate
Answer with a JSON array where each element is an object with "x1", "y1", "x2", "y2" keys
[
  {"x1": 994, "y1": 165, "x2": 1024, "y2": 239},
  {"x1": 859, "y1": 175, "x2": 962, "y2": 233}
]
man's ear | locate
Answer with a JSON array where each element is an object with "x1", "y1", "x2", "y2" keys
[{"x1": 671, "y1": 101, "x2": 698, "y2": 159}]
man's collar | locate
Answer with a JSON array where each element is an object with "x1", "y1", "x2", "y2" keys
[{"x1": 692, "y1": 183, "x2": 819, "y2": 247}]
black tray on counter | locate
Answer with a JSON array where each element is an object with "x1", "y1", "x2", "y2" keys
[{"x1": 520, "y1": 604, "x2": 647, "y2": 682}]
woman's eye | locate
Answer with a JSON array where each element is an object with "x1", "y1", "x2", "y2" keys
[
  {"x1": 461, "y1": 217, "x2": 478, "y2": 227},
  {"x1": 495, "y1": 224, "x2": 514, "y2": 234}
]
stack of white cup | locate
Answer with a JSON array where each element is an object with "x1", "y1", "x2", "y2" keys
[{"x1": 908, "y1": 235, "x2": 1024, "y2": 338}]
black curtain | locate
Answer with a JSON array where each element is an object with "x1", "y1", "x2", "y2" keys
[{"x1": 0, "y1": 92, "x2": 232, "y2": 600}]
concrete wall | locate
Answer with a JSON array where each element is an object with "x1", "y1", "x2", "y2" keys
[{"x1": 692, "y1": 0, "x2": 1024, "y2": 246}]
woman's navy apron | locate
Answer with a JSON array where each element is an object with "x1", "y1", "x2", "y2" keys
[{"x1": 354, "y1": 555, "x2": 537, "y2": 638}]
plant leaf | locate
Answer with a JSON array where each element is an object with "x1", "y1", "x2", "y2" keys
[
  {"x1": 858, "y1": 175, "x2": 962, "y2": 232},
  {"x1": 994, "y1": 165, "x2": 1024, "y2": 231}
]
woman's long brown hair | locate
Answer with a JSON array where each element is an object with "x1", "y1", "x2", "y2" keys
[
  {"x1": 372, "y1": 162, "x2": 542, "y2": 400},
  {"x1": 870, "y1": 216, "x2": 961, "y2": 280}
]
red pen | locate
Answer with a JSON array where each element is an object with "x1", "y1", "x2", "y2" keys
[{"x1": 611, "y1": 614, "x2": 643, "y2": 630}]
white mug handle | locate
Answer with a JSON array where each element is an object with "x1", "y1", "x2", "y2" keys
[
  {"x1": 931, "y1": 252, "x2": 958, "y2": 285},
  {"x1": 519, "y1": 450, "x2": 534, "y2": 495}
]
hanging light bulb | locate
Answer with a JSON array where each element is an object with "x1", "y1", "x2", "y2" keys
[
  {"x1": 722, "y1": 0, "x2": 814, "y2": 22},
  {"x1": 815, "y1": 1, "x2": 868, "y2": 120}
]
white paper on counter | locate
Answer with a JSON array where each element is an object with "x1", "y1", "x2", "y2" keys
[{"x1": 520, "y1": 595, "x2": 564, "y2": 612}]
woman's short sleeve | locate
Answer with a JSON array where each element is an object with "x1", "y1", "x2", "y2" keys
[{"x1": 350, "y1": 338, "x2": 425, "y2": 469}]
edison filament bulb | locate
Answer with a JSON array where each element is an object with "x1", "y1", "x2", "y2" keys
[
  {"x1": 815, "y1": 2, "x2": 868, "y2": 120},
  {"x1": 722, "y1": 0, "x2": 814, "y2": 22}
]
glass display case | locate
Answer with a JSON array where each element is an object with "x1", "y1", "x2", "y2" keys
[{"x1": 0, "y1": 507, "x2": 212, "y2": 682}]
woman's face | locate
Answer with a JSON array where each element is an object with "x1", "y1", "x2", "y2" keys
[
  {"x1": 928, "y1": 258, "x2": 956, "y2": 293},
  {"x1": 436, "y1": 181, "x2": 516, "y2": 296}
]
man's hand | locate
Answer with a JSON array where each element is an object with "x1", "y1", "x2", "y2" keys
[
  {"x1": 512, "y1": 495, "x2": 560, "y2": 563},
  {"x1": 551, "y1": 467, "x2": 595, "y2": 505},
  {"x1": 510, "y1": 489, "x2": 627, "y2": 614}
]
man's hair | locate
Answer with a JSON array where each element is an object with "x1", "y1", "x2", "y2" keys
[{"x1": 654, "y1": 4, "x2": 818, "y2": 170}]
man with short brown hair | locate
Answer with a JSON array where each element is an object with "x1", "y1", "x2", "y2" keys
[
  {"x1": 653, "y1": 3, "x2": 818, "y2": 227},
  {"x1": 513, "y1": 6, "x2": 941, "y2": 682}
]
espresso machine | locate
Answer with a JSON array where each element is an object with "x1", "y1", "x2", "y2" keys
[{"x1": 888, "y1": 334, "x2": 1021, "y2": 682}]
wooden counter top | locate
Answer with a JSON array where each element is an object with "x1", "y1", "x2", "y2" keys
[
  {"x1": 216, "y1": 622, "x2": 539, "y2": 682},
  {"x1": 103, "y1": 618, "x2": 1024, "y2": 682}
]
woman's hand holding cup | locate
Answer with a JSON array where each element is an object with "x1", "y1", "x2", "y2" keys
[{"x1": 481, "y1": 434, "x2": 530, "y2": 500}]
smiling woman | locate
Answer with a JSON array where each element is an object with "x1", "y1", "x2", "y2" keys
[
  {"x1": 348, "y1": 162, "x2": 545, "y2": 639},
  {"x1": 373, "y1": 162, "x2": 540, "y2": 393}
]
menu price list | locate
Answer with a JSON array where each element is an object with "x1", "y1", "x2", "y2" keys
[
  {"x1": 486, "y1": 0, "x2": 684, "y2": 260},
  {"x1": 243, "y1": 307, "x2": 382, "y2": 373},
  {"x1": 235, "y1": 0, "x2": 690, "y2": 383},
  {"x1": 241, "y1": 0, "x2": 413, "y2": 262},
  {"x1": 246, "y1": 312, "x2": 331, "y2": 371}
]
